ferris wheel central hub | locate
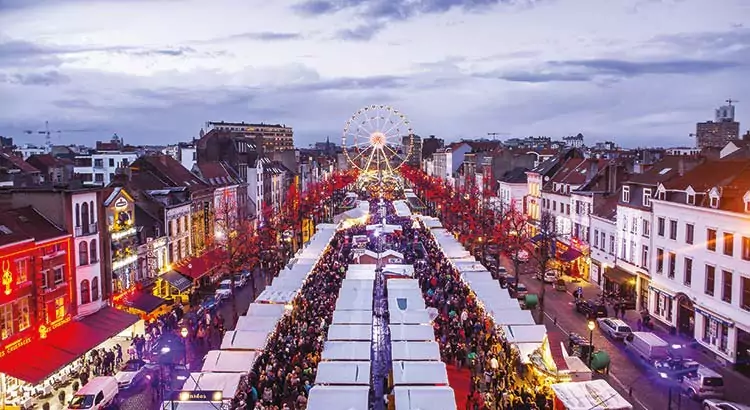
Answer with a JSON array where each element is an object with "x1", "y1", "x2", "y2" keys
[{"x1": 370, "y1": 132, "x2": 386, "y2": 148}]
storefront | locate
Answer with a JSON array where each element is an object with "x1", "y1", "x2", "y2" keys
[
  {"x1": 555, "y1": 239, "x2": 589, "y2": 281},
  {"x1": 115, "y1": 288, "x2": 168, "y2": 320},
  {"x1": 155, "y1": 270, "x2": 194, "y2": 304},
  {"x1": 172, "y1": 249, "x2": 224, "y2": 289}
]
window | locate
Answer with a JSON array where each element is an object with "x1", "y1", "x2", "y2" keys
[
  {"x1": 724, "y1": 232, "x2": 734, "y2": 256},
  {"x1": 743, "y1": 237, "x2": 750, "y2": 261},
  {"x1": 89, "y1": 200, "x2": 95, "y2": 223},
  {"x1": 686, "y1": 224, "x2": 694, "y2": 245},
  {"x1": 658, "y1": 190, "x2": 666, "y2": 200},
  {"x1": 710, "y1": 196, "x2": 719, "y2": 209},
  {"x1": 14, "y1": 258, "x2": 29, "y2": 284},
  {"x1": 702, "y1": 315, "x2": 711, "y2": 343},
  {"x1": 742, "y1": 277, "x2": 750, "y2": 312},
  {"x1": 566, "y1": 204, "x2": 570, "y2": 215},
  {"x1": 91, "y1": 277, "x2": 99, "y2": 301},
  {"x1": 17, "y1": 297, "x2": 29, "y2": 331},
  {"x1": 657, "y1": 217, "x2": 665, "y2": 236},
  {"x1": 643, "y1": 219, "x2": 650, "y2": 237},
  {"x1": 684, "y1": 258, "x2": 692, "y2": 286},
  {"x1": 669, "y1": 220, "x2": 677, "y2": 240},
  {"x1": 78, "y1": 240, "x2": 89, "y2": 266},
  {"x1": 687, "y1": 193, "x2": 695, "y2": 205},
  {"x1": 656, "y1": 248, "x2": 664, "y2": 273},
  {"x1": 75, "y1": 203, "x2": 80, "y2": 227},
  {"x1": 631, "y1": 217, "x2": 637, "y2": 234},
  {"x1": 593, "y1": 229, "x2": 599, "y2": 248},
  {"x1": 641, "y1": 245, "x2": 649, "y2": 268},
  {"x1": 41, "y1": 269, "x2": 49, "y2": 289},
  {"x1": 94, "y1": 159, "x2": 103, "y2": 167},
  {"x1": 621, "y1": 238, "x2": 627, "y2": 259},
  {"x1": 609, "y1": 235, "x2": 615, "y2": 255},
  {"x1": 722, "y1": 270, "x2": 733, "y2": 303},
  {"x1": 643, "y1": 188, "x2": 652, "y2": 206},
  {"x1": 94, "y1": 173, "x2": 104, "y2": 182},
  {"x1": 109, "y1": 158, "x2": 114, "y2": 167},
  {"x1": 90, "y1": 239, "x2": 98, "y2": 263},
  {"x1": 54, "y1": 297, "x2": 66, "y2": 321},
  {"x1": 705, "y1": 265, "x2": 716, "y2": 296},
  {"x1": 53, "y1": 266, "x2": 64, "y2": 285},
  {"x1": 80, "y1": 279, "x2": 91, "y2": 304},
  {"x1": 668, "y1": 252, "x2": 676, "y2": 278},
  {"x1": 622, "y1": 186, "x2": 630, "y2": 203},
  {"x1": 707, "y1": 229, "x2": 717, "y2": 251},
  {"x1": 0, "y1": 303, "x2": 13, "y2": 340}
]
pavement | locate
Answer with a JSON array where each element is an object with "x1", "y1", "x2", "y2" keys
[{"x1": 505, "y1": 256, "x2": 750, "y2": 410}]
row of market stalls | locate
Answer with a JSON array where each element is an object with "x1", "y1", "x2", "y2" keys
[
  {"x1": 334, "y1": 200, "x2": 370, "y2": 228},
  {"x1": 392, "y1": 200, "x2": 412, "y2": 218},
  {"x1": 166, "y1": 224, "x2": 340, "y2": 409},
  {"x1": 420, "y1": 216, "x2": 632, "y2": 410}
]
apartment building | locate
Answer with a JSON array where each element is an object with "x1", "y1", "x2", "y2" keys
[{"x1": 206, "y1": 121, "x2": 294, "y2": 152}]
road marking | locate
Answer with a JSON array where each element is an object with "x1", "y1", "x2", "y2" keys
[{"x1": 542, "y1": 310, "x2": 651, "y2": 410}]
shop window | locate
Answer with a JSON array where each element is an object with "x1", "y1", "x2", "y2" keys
[
  {"x1": 724, "y1": 232, "x2": 734, "y2": 257},
  {"x1": 702, "y1": 315, "x2": 711, "y2": 343},
  {"x1": 720, "y1": 324, "x2": 728, "y2": 352},
  {"x1": 79, "y1": 240, "x2": 89, "y2": 266},
  {"x1": 722, "y1": 270, "x2": 733, "y2": 303},
  {"x1": 1, "y1": 302, "x2": 13, "y2": 340},
  {"x1": 705, "y1": 265, "x2": 716, "y2": 296},
  {"x1": 54, "y1": 297, "x2": 66, "y2": 320},
  {"x1": 17, "y1": 297, "x2": 30, "y2": 331},
  {"x1": 92, "y1": 277, "x2": 99, "y2": 301},
  {"x1": 14, "y1": 258, "x2": 29, "y2": 284},
  {"x1": 53, "y1": 265, "x2": 64, "y2": 285},
  {"x1": 80, "y1": 279, "x2": 91, "y2": 304},
  {"x1": 90, "y1": 239, "x2": 98, "y2": 262},
  {"x1": 707, "y1": 229, "x2": 717, "y2": 251}
]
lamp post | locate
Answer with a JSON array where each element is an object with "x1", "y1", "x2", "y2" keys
[
  {"x1": 587, "y1": 320, "x2": 595, "y2": 369},
  {"x1": 180, "y1": 327, "x2": 189, "y2": 367}
]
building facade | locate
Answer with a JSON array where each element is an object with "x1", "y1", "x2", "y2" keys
[
  {"x1": 103, "y1": 188, "x2": 138, "y2": 294},
  {"x1": 206, "y1": 121, "x2": 294, "y2": 152}
]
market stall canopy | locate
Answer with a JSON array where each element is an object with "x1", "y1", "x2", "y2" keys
[
  {"x1": 332, "y1": 310, "x2": 374, "y2": 325},
  {"x1": 452, "y1": 260, "x2": 490, "y2": 273},
  {"x1": 391, "y1": 361, "x2": 449, "y2": 386},
  {"x1": 366, "y1": 224, "x2": 403, "y2": 233},
  {"x1": 335, "y1": 289, "x2": 374, "y2": 311},
  {"x1": 460, "y1": 271, "x2": 495, "y2": 283},
  {"x1": 121, "y1": 291, "x2": 167, "y2": 315},
  {"x1": 346, "y1": 265, "x2": 377, "y2": 280},
  {"x1": 550, "y1": 379, "x2": 632, "y2": 410},
  {"x1": 245, "y1": 303, "x2": 286, "y2": 318},
  {"x1": 382, "y1": 264, "x2": 415, "y2": 278},
  {"x1": 173, "y1": 249, "x2": 224, "y2": 280},
  {"x1": 393, "y1": 386, "x2": 457, "y2": 410},
  {"x1": 392, "y1": 200, "x2": 412, "y2": 217},
  {"x1": 220, "y1": 330, "x2": 272, "y2": 351},
  {"x1": 326, "y1": 324, "x2": 373, "y2": 341},
  {"x1": 307, "y1": 386, "x2": 370, "y2": 410},
  {"x1": 340, "y1": 279, "x2": 375, "y2": 293},
  {"x1": 487, "y1": 309, "x2": 535, "y2": 326},
  {"x1": 419, "y1": 216, "x2": 443, "y2": 229},
  {"x1": 386, "y1": 279, "x2": 420, "y2": 290},
  {"x1": 160, "y1": 270, "x2": 193, "y2": 293},
  {"x1": 391, "y1": 341, "x2": 441, "y2": 361},
  {"x1": 389, "y1": 309, "x2": 431, "y2": 325},
  {"x1": 201, "y1": 350, "x2": 259, "y2": 373},
  {"x1": 235, "y1": 315, "x2": 280, "y2": 332},
  {"x1": 182, "y1": 372, "x2": 243, "y2": 400},
  {"x1": 502, "y1": 325, "x2": 547, "y2": 344},
  {"x1": 389, "y1": 324, "x2": 436, "y2": 342},
  {"x1": 333, "y1": 201, "x2": 369, "y2": 224},
  {"x1": 388, "y1": 288, "x2": 427, "y2": 311},
  {"x1": 255, "y1": 287, "x2": 298, "y2": 304},
  {"x1": 321, "y1": 341, "x2": 372, "y2": 361},
  {"x1": 315, "y1": 361, "x2": 371, "y2": 385}
]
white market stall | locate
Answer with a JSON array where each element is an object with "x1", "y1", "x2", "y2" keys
[
  {"x1": 392, "y1": 200, "x2": 412, "y2": 217},
  {"x1": 419, "y1": 217, "x2": 443, "y2": 229},
  {"x1": 389, "y1": 325, "x2": 436, "y2": 342},
  {"x1": 346, "y1": 265, "x2": 377, "y2": 280},
  {"x1": 382, "y1": 264, "x2": 415, "y2": 278},
  {"x1": 389, "y1": 309, "x2": 431, "y2": 325},
  {"x1": 182, "y1": 372, "x2": 243, "y2": 401},
  {"x1": 340, "y1": 279, "x2": 375, "y2": 292},
  {"x1": 391, "y1": 341, "x2": 441, "y2": 361},
  {"x1": 307, "y1": 386, "x2": 370, "y2": 410},
  {"x1": 453, "y1": 260, "x2": 489, "y2": 273},
  {"x1": 315, "y1": 361, "x2": 371, "y2": 385},
  {"x1": 334, "y1": 201, "x2": 370, "y2": 225},
  {"x1": 386, "y1": 279, "x2": 420, "y2": 290},
  {"x1": 550, "y1": 379, "x2": 632, "y2": 410},
  {"x1": 245, "y1": 303, "x2": 286, "y2": 317},
  {"x1": 461, "y1": 270, "x2": 495, "y2": 283},
  {"x1": 486, "y1": 309, "x2": 535, "y2": 327},
  {"x1": 393, "y1": 386, "x2": 456, "y2": 410},
  {"x1": 201, "y1": 350, "x2": 259, "y2": 373},
  {"x1": 391, "y1": 361, "x2": 449, "y2": 386},
  {"x1": 220, "y1": 330, "x2": 272, "y2": 351},
  {"x1": 321, "y1": 341, "x2": 372, "y2": 361},
  {"x1": 332, "y1": 310, "x2": 374, "y2": 325},
  {"x1": 234, "y1": 315, "x2": 280, "y2": 332},
  {"x1": 388, "y1": 289, "x2": 427, "y2": 311},
  {"x1": 326, "y1": 324, "x2": 373, "y2": 341},
  {"x1": 335, "y1": 289, "x2": 374, "y2": 311},
  {"x1": 255, "y1": 287, "x2": 298, "y2": 304},
  {"x1": 502, "y1": 325, "x2": 547, "y2": 344},
  {"x1": 366, "y1": 224, "x2": 403, "y2": 234}
]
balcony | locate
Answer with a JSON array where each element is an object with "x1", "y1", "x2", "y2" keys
[{"x1": 74, "y1": 223, "x2": 99, "y2": 237}]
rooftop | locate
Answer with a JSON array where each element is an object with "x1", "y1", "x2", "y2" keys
[{"x1": 0, "y1": 206, "x2": 67, "y2": 247}]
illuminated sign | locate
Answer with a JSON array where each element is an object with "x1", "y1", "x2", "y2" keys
[
  {"x1": 38, "y1": 324, "x2": 49, "y2": 339},
  {"x1": 1, "y1": 260, "x2": 12, "y2": 295},
  {"x1": 114, "y1": 197, "x2": 128, "y2": 210},
  {"x1": 169, "y1": 390, "x2": 223, "y2": 402},
  {"x1": 0, "y1": 336, "x2": 31, "y2": 358}
]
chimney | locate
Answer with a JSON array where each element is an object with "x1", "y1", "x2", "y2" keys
[
  {"x1": 678, "y1": 158, "x2": 685, "y2": 176},
  {"x1": 607, "y1": 163, "x2": 617, "y2": 193}
]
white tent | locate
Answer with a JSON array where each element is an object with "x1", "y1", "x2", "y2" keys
[
  {"x1": 393, "y1": 386, "x2": 456, "y2": 410},
  {"x1": 201, "y1": 350, "x2": 259, "y2": 373},
  {"x1": 419, "y1": 217, "x2": 443, "y2": 229},
  {"x1": 336, "y1": 289, "x2": 374, "y2": 311},
  {"x1": 366, "y1": 224, "x2": 403, "y2": 233},
  {"x1": 461, "y1": 271, "x2": 495, "y2": 282},
  {"x1": 307, "y1": 386, "x2": 369, "y2": 410},
  {"x1": 502, "y1": 325, "x2": 547, "y2": 344},
  {"x1": 182, "y1": 372, "x2": 243, "y2": 400},
  {"x1": 341, "y1": 279, "x2": 375, "y2": 292},
  {"x1": 346, "y1": 267, "x2": 377, "y2": 280},
  {"x1": 391, "y1": 361, "x2": 449, "y2": 386},
  {"x1": 333, "y1": 201, "x2": 370, "y2": 224},
  {"x1": 356, "y1": 249, "x2": 404, "y2": 264},
  {"x1": 327, "y1": 324, "x2": 373, "y2": 341},
  {"x1": 391, "y1": 341, "x2": 441, "y2": 361},
  {"x1": 487, "y1": 309, "x2": 535, "y2": 326},
  {"x1": 453, "y1": 260, "x2": 489, "y2": 273},
  {"x1": 220, "y1": 330, "x2": 271, "y2": 351},
  {"x1": 389, "y1": 324, "x2": 435, "y2": 341},
  {"x1": 386, "y1": 279, "x2": 420, "y2": 290},
  {"x1": 245, "y1": 303, "x2": 286, "y2": 317},
  {"x1": 332, "y1": 310, "x2": 373, "y2": 325},
  {"x1": 389, "y1": 309, "x2": 431, "y2": 325},
  {"x1": 315, "y1": 361, "x2": 371, "y2": 385},
  {"x1": 255, "y1": 287, "x2": 298, "y2": 304},
  {"x1": 234, "y1": 315, "x2": 280, "y2": 332},
  {"x1": 392, "y1": 200, "x2": 412, "y2": 217},
  {"x1": 382, "y1": 264, "x2": 415, "y2": 278},
  {"x1": 388, "y1": 289, "x2": 426, "y2": 311},
  {"x1": 550, "y1": 380, "x2": 632, "y2": 410},
  {"x1": 321, "y1": 341, "x2": 372, "y2": 361}
]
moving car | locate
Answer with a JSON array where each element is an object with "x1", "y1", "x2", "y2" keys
[
  {"x1": 215, "y1": 279, "x2": 233, "y2": 301},
  {"x1": 68, "y1": 376, "x2": 119, "y2": 410},
  {"x1": 575, "y1": 299, "x2": 608, "y2": 319},
  {"x1": 197, "y1": 295, "x2": 219, "y2": 317},
  {"x1": 233, "y1": 274, "x2": 247, "y2": 288},
  {"x1": 596, "y1": 318, "x2": 633, "y2": 340},
  {"x1": 535, "y1": 269, "x2": 559, "y2": 283},
  {"x1": 702, "y1": 399, "x2": 750, "y2": 410},
  {"x1": 113, "y1": 359, "x2": 154, "y2": 390},
  {"x1": 682, "y1": 366, "x2": 724, "y2": 400}
]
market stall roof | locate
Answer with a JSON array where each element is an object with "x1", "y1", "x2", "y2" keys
[
  {"x1": 391, "y1": 341, "x2": 441, "y2": 361},
  {"x1": 389, "y1": 324, "x2": 436, "y2": 342},
  {"x1": 340, "y1": 279, "x2": 375, "y2": 292},
  {"x1": 502, "y1": 325, "x2": 547, "y2": 344},
  {"x1": 487, "y1": 309, "x2": 535, "y2": 326},
  {"x1": 392, "y1": 200, "x2": 412, "y2": 217},
  {"x1": 452, "y1": 260, "x2": 489, "y2": 273},
  {"x1": 382, "y1": 264, "x2": 415, "y2": 277},
  {"x1": 201, "y1": 350, "x2": 259, "y2": 373},
  {"x1": 515, "y1": 343, "x2": 541, "y2": 364},
  {"x1": 386, "y1": 279, "x2": 420, "y2": 290},
  {"x1": 245, "y1": 303, "x2": 287, "y2": 317},
  {"x1": 220, "y1": 330, "x2": 272, "y2": 351},
  {"x1": 366, "y1": 223, "x2": 403, "y2": 233},
  {"x1": 550, "y1": 379, "x2": 633, "y2": 410},
  {"x1": 158, "y1": 403, "x2": 222, "y2": 410},
  {"x1": 357, "y1": 249, "x2": 404, "y2": 262},
  {"x1": 346, "y1": 266, "x2": 377, "y2": 280},
  {"x1": 182, "y1": 372, "x2": 243, "y2": 400},
  {"x1": 255, "y1": 287, "x2": 298, "y2": 304},
  {"x1": 234, "y1": 315, "x2": 280, "y2": 332},
  {"x1": 307, "y1": 386, "x2": 370, "y2": 410},
  {"x1": 393, "y1": 386, "x2": 457, "y2": 410},
  {"x1": 460, "y1": 271, "x2": 495, "y2": 282},
  {"x1": 389, "y1": 309, "x2": 431, "y2": 325},
  {"x1": 326, "y1": 324, "x2": 373, "y2": 341},
  {"x1": 321, "y1": 341, "x2": 372, "y2": 361},
  {"x1": 315, "y1": 361, "x2": 371, "y2": 385},
  {"x1": 392, "y1": 361, "x2": 449, "y2": 386},
  {"x1": 419, "y1": 217, "x2": 443, "y2": 229},
  {"x1": 315, "y1": 223, "x2": 340, "y2": 230},
  {"x1": 388, "y1": 289, "x2": 427, "y2": 311},
  {"x1": 159, "y1": 270, "x2": 193, "y2": 293},
  {"x1": 332, "y1": 310, "x2": 373, "y2": 325},
  {"x1": 173, "y1": 249, "x2": 224, "y2": 280},
  {"x1": 335, "y1": 289, "x2": 374, "y2": 311}
]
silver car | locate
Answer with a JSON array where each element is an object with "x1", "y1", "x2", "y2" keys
[
  {"x1": 596, "y1": 317, "x2": 632, "y2": 340},
  {"x1": 702, "y1": 399, "x2": 750, "y2": 410}
]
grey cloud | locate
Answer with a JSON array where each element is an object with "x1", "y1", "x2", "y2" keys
[
  {"x1": 53, "y1": 98, "x2": 95, "y2": 109},
  {"x1": 202, "y1": 32, "x2": 304, "y2": 43},
  {"x1": 336, "y1": 23, "x2": 385, "y2": 41},
  {"x1": 554, "y1": 59, "x2": 741, "y2": 76},
  {"x1": 285, "y1": 75, "x2": 406, "y2": 92},
  {"x1": 652, "y1": 29, "x2": 750, "y2": 54},
  {"x1": 492, "y1": 72, "x2": 593, "y2": 83},
  {"x1": 1, "y1": 70, "x2": 70, "y2": 86}
]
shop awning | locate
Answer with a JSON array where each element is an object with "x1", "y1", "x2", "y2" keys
[
  {"x1": 603, "y1": 266, "x2": 635, "y2": 285},
  {"x1": 0, "y1": 308, "x2": 138, "y2": 385},
  {"x1": 559, "y1": 247, "x2": 583, "y2": 262},
  {"x1": 174, "y1": 249, "x2": 225, "y2": 280},
  {"x1": 122, "y1": 291, "x2": 167, "y2": 314},
  {"x1": 161, "y1": 270, "x2": 193, "y2": 292}
]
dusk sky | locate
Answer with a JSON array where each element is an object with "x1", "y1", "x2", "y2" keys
[{"x1": 1, "y1": 0, "x2": 748, "y2": 148}]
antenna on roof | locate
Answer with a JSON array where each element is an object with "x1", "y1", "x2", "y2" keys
[{"x1": 726, "y1": 98, "x2": 739, "y2": 106}]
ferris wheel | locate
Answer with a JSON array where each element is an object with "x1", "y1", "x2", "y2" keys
[{"x1": 342, "y1": 104, "x2": 413, "y2": 173}]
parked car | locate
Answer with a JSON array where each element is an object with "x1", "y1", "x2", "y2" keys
[
  {"x1": 233, "y1": 274, "x2": 247, "y2": 288},
  {"x1": 535, "y1": 269, "x2": 559, "y2": 283},
  {"x1": 114, "y1": 359, "x2": 154, "y2": 390},
  {"x1": 702, "y1": 399, "x2": 750, "y2": 410},
  {"x1": 510, "y1": 282, "x2": 528, "y2": 299},
  {"x1": 596, "y1": 318, "x2": 633, "y2": 340},
  {"x1": 197, "y1": 295, "x2": 219, "y2": 317},
  {"x1": 215, "y1": 279, "x2": 233, "y2": 301},
  {"x1": 682, "y1": 366, "x2": 724, "y2": 400},
  {"x1": 68, "y1": 376, "x2": 119, "y2": 410},
  {"x1": 575, "y1": 299, "x2": 608, "y2": 319}
]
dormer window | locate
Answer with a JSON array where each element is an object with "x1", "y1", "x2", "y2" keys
[
  {"x1": 709, "y1": 187, "x2": 720, "y2": 209},
  {"x1": 643, "y1": 188, "x2": 652, "y2": 207},
  {"x1": 744, "y1": 191, "x2": 750, "y2": 213},
  {"x1": 686, "y1": 186, "x2": 696, "y2": 205},
  {"x1": 622, "y1": 186, "x2": 630, "y2": 203},
  {"x1": 710, "y1": 196, "x2": 719, "y2": 208}
]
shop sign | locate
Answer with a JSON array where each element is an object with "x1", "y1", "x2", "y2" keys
[
  {"x1": 114, "y1": 197, "x2": 128, "y2": 210},
  {"x1": 2, "y1": 260, "x2": 13, "y2": 296},
  {"x1": 39, "y1": 315, "x2": 72, "y2": 339},
  {"x1": 170, "y1": 390, "x2": 223, "y2": 402},
  {"x1": 0, "y1": 336, "x2": 32, "y2": 358}
]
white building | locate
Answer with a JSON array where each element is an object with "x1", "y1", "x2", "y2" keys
[
  {"x1": 15, "y1": 144, "x2": 47, "y2": 159},
  {"x1": 650, "y1": 159, "x2": 750, "y2": 364},
  {"x1": 74, "y1": 150, "x2": 139, "y2": 186},
  {"x1": 590, "y1": 196, "x2": 618, "y2": 288},
  {"x1": 73, "y1": 191, "x2": 106, "y2": 316},
  {"x1": 166, "y1": 201, "x2": 192, "y2": 264},
  {"x1": 497, "y1": 168, "x2": 528, "y2": 213},
  {"x1": 163, "y1": 143, "x2": 197, "y2": 171}
]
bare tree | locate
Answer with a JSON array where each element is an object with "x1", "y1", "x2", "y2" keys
[
  {"x1": 530, "y1": 210, "x2": 559, "y2": 322},
  {"x1": 494, "y1": 203, "x2": 533, "y2": 288}
]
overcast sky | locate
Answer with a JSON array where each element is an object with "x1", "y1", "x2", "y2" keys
[{"x1": 1, "y1": 0, "x2": 748, "y2": 149}]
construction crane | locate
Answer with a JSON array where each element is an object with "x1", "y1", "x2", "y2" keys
[
  {"x1": 23, "y1": 121, "x2": 96, "y2": 152},
  {"x1": 726, "y1": 99, "x2": 739, "y2": 106}
]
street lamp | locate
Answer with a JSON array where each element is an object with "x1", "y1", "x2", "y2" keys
[
  {"x1": 587, "y1": 320, "x2": 595, "y2": 369},
  {"x1": 180, "y1": 327, "x2": 189, "y2": 367}
]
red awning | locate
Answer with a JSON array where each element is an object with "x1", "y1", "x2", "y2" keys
[
  {"x1": 559, "y1": 247, "x2": 583, "y2": 262},
  {"x1": 173, "y1": 249, "x2": 224, "y2": 280},
  {"x1": 547, "y1": 330, "x2": 569, "y2": 371},
  {"x1": 0, "y1": 307, "x2": 138, "y2": 385}
]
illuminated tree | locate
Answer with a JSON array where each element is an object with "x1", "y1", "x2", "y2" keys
[
  {"x1": 492, "y1": 204, "x2": 533, "y2": 287},
  {"x1": 529, "y1": 210, "x2": 559, "y2": 322}
]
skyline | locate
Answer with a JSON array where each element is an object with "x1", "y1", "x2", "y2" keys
[{"x1": 1, "y1": 0, "x2": 749, "y2": 148}]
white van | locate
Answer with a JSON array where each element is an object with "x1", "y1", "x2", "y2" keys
[
  {"x1": 624, "y1": 331, "x2": 669, "y2": 361},
  {"x1": 68, "y1": 376, "x2": 119, "y2": 409},
  {"x1": 682, "y1": 366, "x2": 724, "y2": 400}
]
